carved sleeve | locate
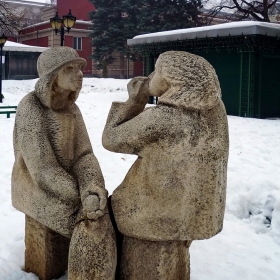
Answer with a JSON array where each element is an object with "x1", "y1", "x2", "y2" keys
[
  {"x1": 72, "y1": 106, "x2": 105, "y2": 202},
  {"x1": 102, "y1": 101, "x2": 175, "y2": 155}
]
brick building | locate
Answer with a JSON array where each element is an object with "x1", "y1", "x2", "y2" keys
[
  {"x1": 17, "y1": 0, "x2": 93, "y2": 76},
  {"x1": 14, "y1": 0, "x2": 143, "y2": 78}
]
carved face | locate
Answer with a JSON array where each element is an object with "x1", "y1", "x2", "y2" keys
[
  {"x1": 51, "y1": 62, "x2": 84, "y2": 110},
  {"x1": 148, "y1": 70, "x2": 169, "y2": 97},
  {"x1": 56, "y1": 62, "x2": 84, "y2": 92}
]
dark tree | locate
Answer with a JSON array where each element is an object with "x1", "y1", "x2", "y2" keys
[
  {"x1": 89, "y1": 0, "x2": 138, "y2": 71},
  {"x1": 138, "y1": 0, "x2": 203, "y2": 34},
  {"x1": 88, "y1": 0, "x2": 203, "y2": 72},
  {"x1": 204, "y1": 0, "x2": 279, "y2": 24}
]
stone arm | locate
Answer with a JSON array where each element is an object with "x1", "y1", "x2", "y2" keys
[
  {"x1": 102, "y1": 101, "x2": 174, "y2": 155},
  {"x1": 71, "y1": 106, "x2": 107, "y2": 216}
]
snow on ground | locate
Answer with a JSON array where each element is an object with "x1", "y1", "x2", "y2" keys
[{"x1": 0, "y1": 78, "x2": 280, "y2": 280}]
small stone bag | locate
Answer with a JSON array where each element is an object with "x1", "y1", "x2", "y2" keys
[{"x1": 68, "y1": 207, "x2": 117, "y2": 280}]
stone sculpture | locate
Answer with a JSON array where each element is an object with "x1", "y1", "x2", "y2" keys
[
  {"x1": 102, "y1": 51, "x2": 229, "y2": 280},
  {"x1": 11, "y1": 47, "x2": 116, "y2": 280}
]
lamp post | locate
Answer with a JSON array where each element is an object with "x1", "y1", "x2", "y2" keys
[
  {"x1": 0, "y1": 33, "x2": 7, "y2": 103},
  {"x1": 124, "y1": 54, "x2": 133, "y2": 79},
  {"x1": 50, "y1": 10, "x2": 76, "y2": 46}
]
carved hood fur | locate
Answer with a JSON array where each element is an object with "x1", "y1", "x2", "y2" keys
[{"x1": 158, "y1": 51, "x2": 222, "y2": 110}]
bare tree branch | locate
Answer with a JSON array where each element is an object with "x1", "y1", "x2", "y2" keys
[
  {"x1": 0, "y1": 0, "x2": 29, "y2": 36},
  {"x1": 204, "y1": 0, "x2": 280, "y2": 24}
]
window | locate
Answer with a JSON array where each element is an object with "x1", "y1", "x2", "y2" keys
[{"x1": 73, "y1": 37, "x2": 82, "y2": 50}]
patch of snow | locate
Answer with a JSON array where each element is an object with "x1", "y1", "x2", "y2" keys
[
  {"x1": 0, "y1": 77, "x2": 279, "y2": 279},
  {"x1": 3, "y1": 41, "x2": 48, "y2": 53}
]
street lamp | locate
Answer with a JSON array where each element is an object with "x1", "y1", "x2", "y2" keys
[
  {"x1": 50, "y1": 10, "x2": 76, "y2": 46},
  {"x1": 0, "y1": 33, "x2": 7, "y2": 103},
  {"x1": 124, "y1": 54, "x2": 133, "y2": 79}
]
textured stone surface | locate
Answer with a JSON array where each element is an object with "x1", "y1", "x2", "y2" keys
[
  {"x1": 25, "y1": 215, "x2": 70, "y2": 280},
  {"x1": 37, "y1": 47, "x2": 86, "y2": 79},
  {"x1": 68, "y1": 210, "x2": 117, "y2": 280},
  {"x1": 103, "y1": 51, "x2": 229, "y2": 241},
  {"x1": 102, "y1": 51, "x2": 229, "y2": 277},
  {"x1": 12, "y1": 47, "x2": 116, "y2": 279},
  {"x1": 12, "y1": 46, "x2": 106, "y2": 238},
  {"x1": 121, "y1": 236, "x2": 191, "y2": 280}
]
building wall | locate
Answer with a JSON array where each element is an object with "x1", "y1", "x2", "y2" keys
[
  {"x1": 6, "y1": 51, "x2": 41, "y2": 80},
  {"x1": 16, "y1": 0, "x2": 142, "y2": 79},
  {"x1": 64, "y1": 35, "x2": 92, "y2": 75},
  {"x1": 134, "y1": 61, "x2": 144, "y2": 76},
  {"x1": 22, "y1": 36, "x2": 49, "y2": 47},
  {"x1": 19, "y1": 19, "x2": 93, "y2": 75},
  {"x1": 41, "y1": 6, "x2": 57, "y2": 21},
  {"x1": 92, "y1": 52, "x2": 134, "y2": 79},
  {"x1": 19, "y1": 22, "x2": 54, "y2": 47},
  {"x1": 20, "y1": 22, "x2": 52, "y2": 36}
]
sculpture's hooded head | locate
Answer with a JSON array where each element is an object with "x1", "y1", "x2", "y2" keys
[
  {"x1": 35, "y1": 47, "x2": 86, "y2": 110},
  {"x1": 154, "y1": 51, "x2": 221, "y2": 111}
]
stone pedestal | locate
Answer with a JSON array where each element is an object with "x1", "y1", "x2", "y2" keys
[
  {"x1": 120, "y1": 236, "x2": 192, "y2": 280},
  {"x1": 24, "y1": 215, "x2": 70, "y2": 280}
]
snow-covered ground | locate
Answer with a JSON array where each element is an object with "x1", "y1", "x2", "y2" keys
[{"x1": 0, "y1": 78, "x2": 279, "y2": 280}]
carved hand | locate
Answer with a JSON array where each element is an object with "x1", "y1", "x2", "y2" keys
[
  {"x1": 82, "y1": 188, "x2": 108, "y2": 220},
  {"x1": 127, "y1": 77, "x2": 150, "y2": 105}
]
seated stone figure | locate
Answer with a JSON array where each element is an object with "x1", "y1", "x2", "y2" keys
[
  {"x1": 12, "y1": 47, "x2": 116, "y2": 280},
  {"x1": 102, "y1": 51, "x2": 229, "y2": 280}
]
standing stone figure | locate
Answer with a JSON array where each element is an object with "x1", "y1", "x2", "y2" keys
[
  {"x1": 102, "y1": 51, "x2": 229, "y2": 280},
  {"x1": 11, "y1": 47, "x2": 116, "y2": 280}
]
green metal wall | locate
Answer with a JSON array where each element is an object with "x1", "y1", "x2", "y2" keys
[
  {"x1": 196, "y1": 51, "x2": 241, "y2": 116},
  {"x1": 143, "y1": 50, "x2": 280, "y2": 119},
  {"x1": 135, "y1": 34, "x2": 280, "y2": 118},
  {"x1": 200, "y1": 52, "x2": 280, "y2": 118},
  {"x1": 5, "y1": 51, "x2": 40, "y2": 80},
  {"x1": 259, "y1": 55, "x2": 280, "y2": 118},
  {"x1": 144, "y1": 51, "x2": 243, "y2": 116}
]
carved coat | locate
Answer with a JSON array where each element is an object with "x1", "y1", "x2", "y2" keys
[
  {"x1": 12, "y1": 71, "x2": 104, "y2": 238},
  {"x1": 103, "y1": 54, "x2": 229, "y2": 241}
]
